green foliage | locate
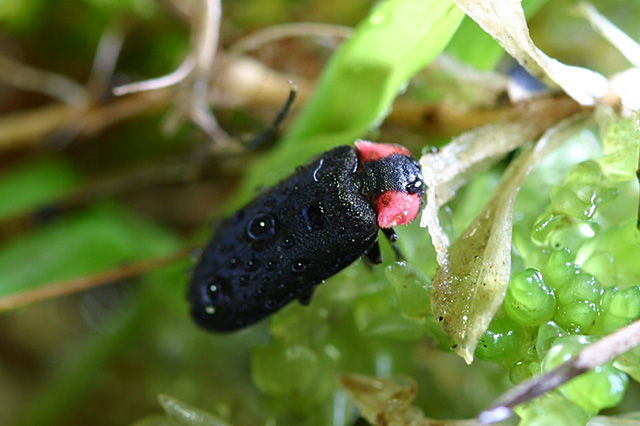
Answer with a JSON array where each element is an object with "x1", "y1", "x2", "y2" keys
[
  {"x1": 2, "y1": 0, "x2": 640, "y2": 425},
  {"x1": 229, "y1": 0, "x2": 464, "y2": 210}
]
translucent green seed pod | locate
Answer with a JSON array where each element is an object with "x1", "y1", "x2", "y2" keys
[
  {"x1": 614, "y1": 344, "x2": 640, "y2": 382},
  {"x1": 542, "y1": 335, "x2": 628, "y2": 415},
  {"x1": 555, "y1": 271, "x2": 603, "y2": 305},
  {"x1": 251, "y1": 342, "x2": 319, "y2": 395},
  {"x1": 386, "y1": 262, "x2": 431, "y2": 320},
  {"x1": 536, "y1": 321, "x2": 567, "y2": 360},
  {"x1": 516, "y1": 393, "x2": 590, "y2": 426},
  {"x1": 553, "y1": 270, "x2": 603, "y2": 333},
  {"x1": 504, "y1": 268, "x2": 556, "y2": 327},
  {"x1": 544, "y1": 248, "x2": 579, "y2": 290},
  {"x1": 550, "y1": 185, "x2": 593, "y2": 220},
  {"x1": 554, "y1": 301, "x2": 598, "y2": 334},
  {"x1": 582, "y1": 251, "x2": 615, "y2": 287},
  {"x1": 592, "y1": 286, "x2": 640, "y2": 334},
  {"x1": 512, "y1": 224, "x2": 550, "y2": 271},
  {"x1": 475, "y1": 316, "x2": 530, "y2": 367},
  {"x1": 353, "y1": 289, "x2": 425, "y2": 340}
]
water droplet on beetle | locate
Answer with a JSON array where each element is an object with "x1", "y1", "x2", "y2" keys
[
  {"x1": 229, "y1": 257, "x2": 238, "y2": 268},
  {"x1": 189, "y1": 247, "x2": 203, "y2": 263},
  {"x1": 205, "y1": 305, "x2": 216, "y2": 315},
  {"x1": 282, "y1": 237, "x2": 293, "y2": 248},
  {"x1": 245, "y1": 259, "x2": 259, "y2": 271},
  {"x1": 264, "y1": 298, "x2": 276, "y2": 310},
  {"x1": 246, "y1": 214, "x2": 276, "y2": 241},
  {"x1": 312, "y1": 158, "x2": 325, "y2": 182},
  {"x1": 209, "y1": 284, "x2": 218, "y2": 292},
  {"x1": 291, "y1": 258, "x2": 309, "y2": 274},
  {"x1": 265, "y1": 260, "x2": 277, "y2": 271}
]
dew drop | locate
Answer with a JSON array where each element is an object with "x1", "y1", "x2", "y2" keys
[
  {"x1": 282, "y1": 237, "x2": 294, "y2": 248},
  {"x1": 246, "y1": 214, "x2": 276, "y2": 241},
  {"x1": 209, "y1": 284, "x2": 218, "y2": 292},
  {"x1": 205, "y1": 305, "x2": 216, "y2": 315},
  {"x1": 189, "y1": 247, "x2": 203, "y2": 262},
  {"x1": 229, "y1": 257, "x2": 239, "y2": 268},
  {"x1": 265, "y1": 298, "x2": 276, "y2": 310},
  {"x1": 245, "y1": 259, "x2": 259, "y2": 271},
  {"x1": 265, "y1": 260, "x2": 277, "y2": 271},
  {"x1": 291, "y1": 258, "x2": 309, "y2": 274}
]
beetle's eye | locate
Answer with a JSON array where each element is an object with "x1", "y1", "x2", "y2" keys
[{"x1": 406, "y1": 178, "x2": 424, "y2": 194}]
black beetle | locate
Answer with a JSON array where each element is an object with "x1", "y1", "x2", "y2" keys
[{"x1": 188, "y1": 140, "x2": 425, "y2": 332}]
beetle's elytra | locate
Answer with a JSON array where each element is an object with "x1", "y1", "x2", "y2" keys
[{"x1": 188, "y1": 140, "x2": 425, "y2": 332}]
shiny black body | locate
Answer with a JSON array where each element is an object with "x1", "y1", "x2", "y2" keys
[{"x1": 188, "y1": 145, "x2": 424, "y2": 332}]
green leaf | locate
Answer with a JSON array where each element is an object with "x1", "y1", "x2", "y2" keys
[
  {"x1": 600, "y1": 118, "x2": 640, "y2": 183},
  {"x1": 230, "y1": 0, "x2": 464, "y2": 210},
  {"x1": 0, "y1": 203, "x2": 182, "y2": 297},
  {"x1": 430, "y1": 116, "x2": 590, "y2": 363},
  {"x1": 446, "y1": 0, "x2": 549, "y2": 70},
  {"x1": 0, "y1": 155, "x2": 79, "y2": 220}
]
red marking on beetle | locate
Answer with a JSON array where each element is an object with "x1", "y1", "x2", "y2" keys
[
  {"x1": 375, "y1": 191, "x2": 422, "y2": 228},
  {"x1": 355, "y1": 140, "x2": 412, "y2": 162}
]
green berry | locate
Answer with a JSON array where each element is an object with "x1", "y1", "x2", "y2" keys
[
  {"x1": 593, "y1": 286, "x2": 640, "y2": 334},
  {"x1": 555, "y1": 271, "x2": 603, "y2": 305},
  {"x1": 582, "y1": 251, "x2": 615, "y2": 287},
  {"x1": 554, "y1": 301, "x2": 598, "y2": 334},
  {"x1": 510, "y1": 361, "x2": 539, "y2": 384},
  {"x1": 504, "y1": 268, "x2": 556, "y2": 327},
  {"x1": 536, "y1": 321, "x2": 567, "y2": 360},
  {"x1": 542, "y1": 335, "x2": 628, "y2": 414},
  {"x1": 386, "y1": 262, "x2": 431, "y2": 319},
  {"x1": 517, "y1": 393, "x2": 590, "y2": 426},
  {"x1": 353, "y1": 290, "x2": 424, "y2": 340},
  {"x1": 251, "y1": 342, "x2": 319, "y2": 395},
  {"x1": 614, "y1": 344, "x2": 640, "y2": 383},
  {"x1": 552, "y1": 271, "x2": 602, "y2": 333},
  {"x1": 544, "y1": 248, "x2": 579, "y2": 290},
  {"x1": 550, "y1": 185, "x2": 593, "y2": 220},
  {"x1": 475, "y1": 316, "x2": 529, "y2": 367}
]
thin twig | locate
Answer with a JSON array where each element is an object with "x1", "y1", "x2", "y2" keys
[
  {"x1": 112, "y1": 56, "x2": 196, "y2": 96},
  {"x1": 226, "y1": 22, "x2": 352, "y2": 56},
  {"x1": 0, "y1": 248, "x2": 191, "y2": 312},
  {"x1": 87, "y1": 20, "x2": 127, "y2": 96},
  {"x1": 480, "y1": 318, "x2": 640, "y2": 423},
  {"x1": 0, "y1": 54, "x2": 87, "y2": 106},
  {"x1": 0, "y1": 162, "x2": 195, "y2": 244}
]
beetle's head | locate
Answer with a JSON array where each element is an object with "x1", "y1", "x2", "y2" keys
[{"x1": 355, "y1": 140, "x2": 425, "y2": 228}]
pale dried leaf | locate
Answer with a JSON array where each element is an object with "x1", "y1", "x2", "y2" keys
[
  {"x1": 576, "y1": 3, "x2": 640, "y2": 67},
  {"x1": 340, "y1": 374, "x2": 486, "y2": 426},
  {"x1": 610, "y1": 68, "x2": 640, "y2": 114},
  {"x1": 431, "y1": 115, "x2": 591, "y2": 363},
  {"x1": 452, "y1": 0, "x2": 608, "y2": 106}
]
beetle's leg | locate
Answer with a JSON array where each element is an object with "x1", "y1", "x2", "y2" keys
[
  {"x1": 382, "y1": 227, "x2": 405, "y2": 261},
  {"x1": 298, "y1": 286, "x2": 316, "y2": 306},
  {"x1": 364, "y1": 239, "x2": 383, "y2": 265}
]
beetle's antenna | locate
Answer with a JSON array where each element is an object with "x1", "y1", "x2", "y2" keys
[{"x1": 247, "y1": 81, "x2": 298, "y2": 150}]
